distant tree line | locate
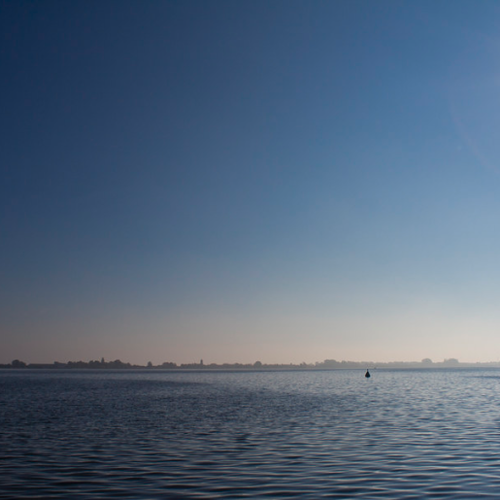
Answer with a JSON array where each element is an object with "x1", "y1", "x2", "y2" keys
[{"x1": 1, "y1": 357, "x2": 500, "y2": 370}]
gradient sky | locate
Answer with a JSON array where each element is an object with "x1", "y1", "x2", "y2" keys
[{"x1": 2, "y1": 0, "x2": 500, "y2": 365}]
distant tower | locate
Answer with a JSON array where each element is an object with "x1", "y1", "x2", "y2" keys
[{"x1": 200, "y1": 359, "x2": 203, "y2": 366}]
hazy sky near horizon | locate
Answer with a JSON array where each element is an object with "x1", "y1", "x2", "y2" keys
[{"x1": 3, "y1": 0, "x2": 500, "y2": 365}]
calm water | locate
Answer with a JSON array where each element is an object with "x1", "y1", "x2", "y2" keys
[{"x1": 2, "y1": 368, "x2": 500, "y2": 499}]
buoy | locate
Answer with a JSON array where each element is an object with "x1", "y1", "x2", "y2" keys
[{"x1": 365, "y1": 369, "x2": 371, "y2": 378}]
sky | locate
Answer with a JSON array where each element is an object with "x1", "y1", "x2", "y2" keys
[{"x1": 2, "y1": 0, "x2": 500, "y2": 365}]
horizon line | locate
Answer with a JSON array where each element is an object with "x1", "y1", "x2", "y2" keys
[{"x1": 4, "y1": 357, "x2": 500, "y2": 368}]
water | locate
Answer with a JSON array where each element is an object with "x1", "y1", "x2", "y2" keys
[{"x1": 2, "y1": 368, "x2": 500, "y2": 498}]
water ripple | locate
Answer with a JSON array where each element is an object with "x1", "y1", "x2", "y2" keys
[{"x1": 2, "y1": 369, "x2": 500, "y2": 498}]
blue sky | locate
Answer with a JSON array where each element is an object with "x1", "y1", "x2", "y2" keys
[{"x1": 2, "y1": 0, "x2": 500, "y2": 364}]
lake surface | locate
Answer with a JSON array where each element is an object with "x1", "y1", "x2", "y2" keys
[{"x1": 2, "y1": 368, "x2": 500, "y2": 498}]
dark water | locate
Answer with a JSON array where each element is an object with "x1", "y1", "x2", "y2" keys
[{"x1": 2, "y1": 369, "x2": 500, "y2": 498}]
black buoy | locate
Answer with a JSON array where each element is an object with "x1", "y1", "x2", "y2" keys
[{"x1": 365, "y1": 369, "x2": 371, "y2": 378}]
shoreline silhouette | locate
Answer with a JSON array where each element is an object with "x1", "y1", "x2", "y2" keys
[{"x1": 2, "y1": 358, "x2": 499, "y2": 371}]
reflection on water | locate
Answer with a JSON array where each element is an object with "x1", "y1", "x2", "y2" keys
[{"x1": 2, "y1": 369, "x2": 500, "y2": 498}]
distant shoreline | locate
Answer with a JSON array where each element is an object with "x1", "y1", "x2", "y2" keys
[{"x1": 3, "y1": 358, "x2": 500, "y2": 370}]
